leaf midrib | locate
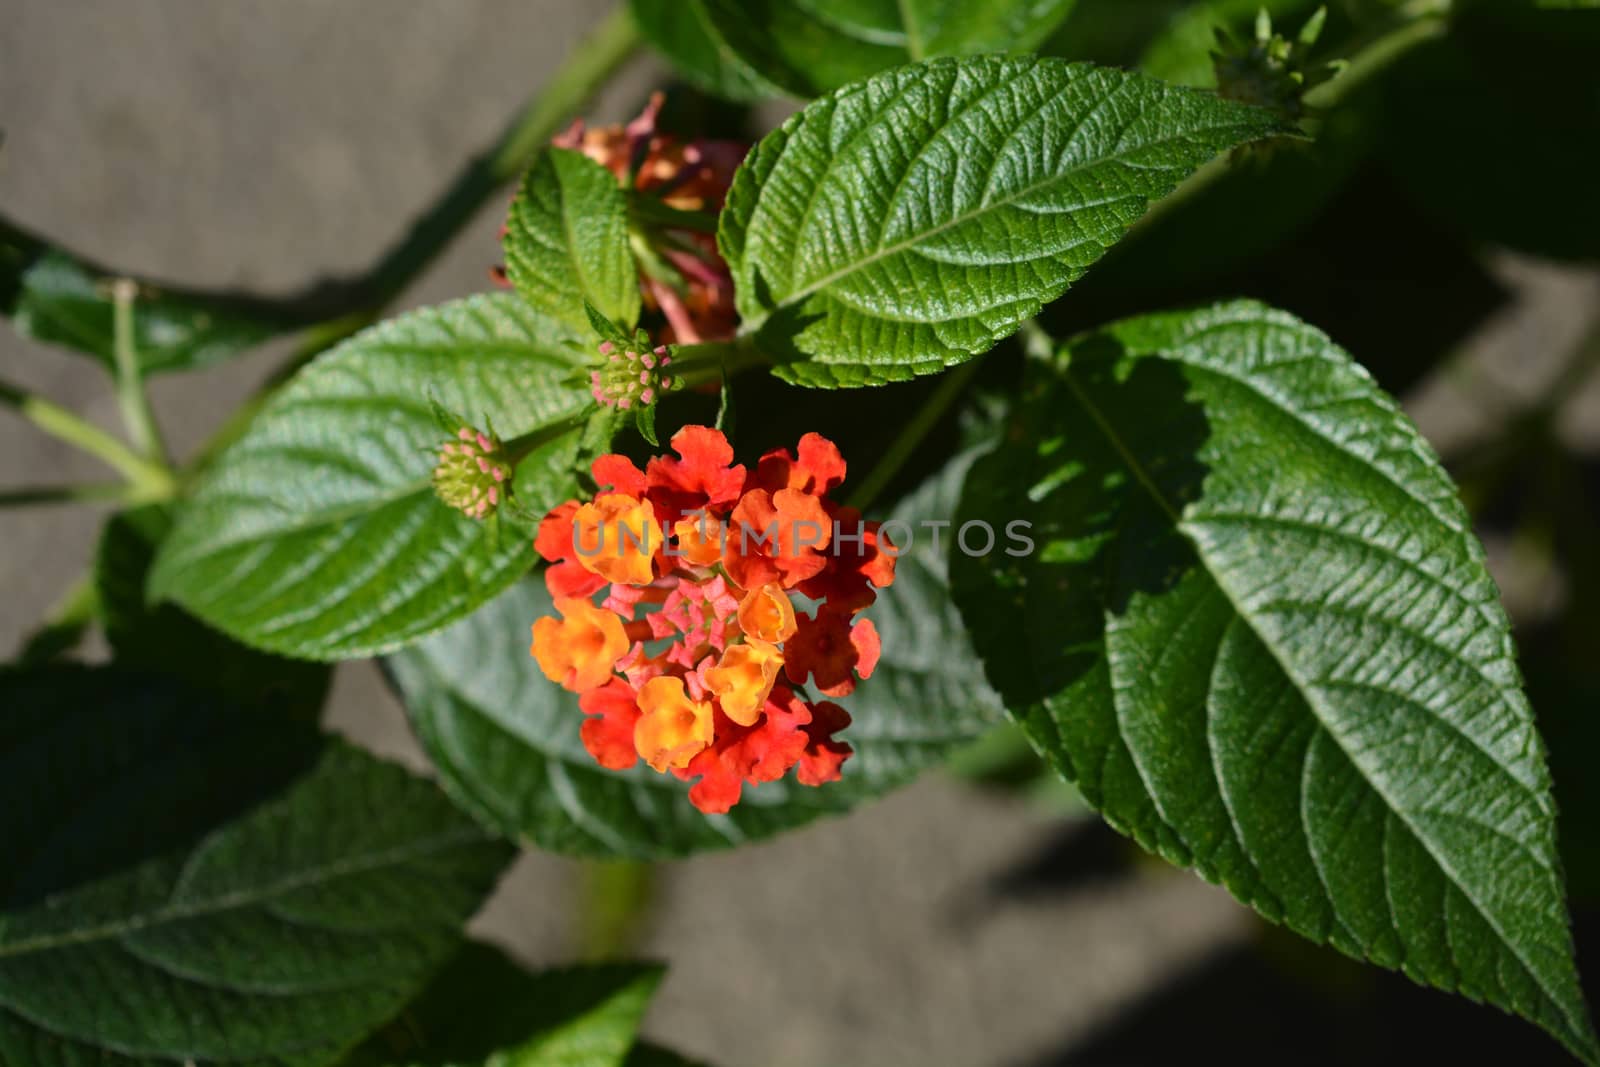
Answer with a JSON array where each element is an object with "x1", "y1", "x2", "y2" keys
[
  {"x1": 0, "y1": 826, "x2": 487, "y2": 959},
  {"x1": 550, "y1": 152, "x2": 624, "y2": 322},
  {"x1": 739, "y1": 70, "x2": 1270, "y2": 334},
  {"x1": 1059, "y1": 360, "x2": 1591, "y2": 1053},
  {"x1": 166, "y1": 403, "x2": 588, "y2": 565}
]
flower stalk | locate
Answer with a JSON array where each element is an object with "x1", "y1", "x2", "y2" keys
[{"x1": 0, "y1": 377, "x2": 176, "y2": 501}]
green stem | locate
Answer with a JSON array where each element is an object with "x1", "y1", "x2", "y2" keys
[
  {"x1": 0, "y1": 482, "x2": 132, "y2": 508},
  {"x1": 0, "y1": 378, "x2": 176, "y2": 498},
  {"x1": 1302, "y1": 13, "x2": 1450, "y2": 110},
  {"x1": 846, "y1": 357, "x2": 981, "y2": 512},
  {"x1": 629, "y1": 195, "x2": 720, "y2": 235},
  {"x1": 502, "y1": 408, "x2": 597, "y2": 464},
  {"x1": 670, "y1": 335, "x2": 768, "y2": 389},
  {"x1": 111, "y1": 279, "x2": 170, "y2": 464},
  {"x1": 577, "y1": 860, "x2": 657, "y2": 960}
]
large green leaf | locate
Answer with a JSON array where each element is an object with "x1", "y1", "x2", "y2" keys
[
  {"x1": 719, "y1": 56, "x2": 1289, "y2": 386},
  {"x1": 951, "y1": 301, "x2": 1597, "y2": 1062},
  {"x1": 346, "y1": 945, "x2": 664, "y2": 1067},
  {"x1": 386, "y1": 448, "x2": 997, "y2": 859},
  {"x1": 851, "y1": 443, "x2": 1006, "y2": 750},
  {"x1": 694, "y1": 0, "x2": 1079, "y2": 98},
  {"x1": 628, "y1": 0, "x2": 778, "y2": 101},
  {"x1": 96, "y1": 504, "x2": 332, "y2": 715},
  {"x1": 0, "y1": 666, "x2": 512, "y2": 1067},
  {"x1": 149, "y1": 294, "x2": 593, "y2": 661},
  {"x1": 2, "y1": 219, "x2": 295, "y2": 374},
  {"x1": 503, "y1": 149, "x2": 641, "y2": 336}
]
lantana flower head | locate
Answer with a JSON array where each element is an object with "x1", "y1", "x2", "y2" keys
[
  {"x1": 491, "y1": 92, "x2": 744, "y2": 345},
  {"x1": 530, "y1": 425, "x2": 896, "y2": 813}
]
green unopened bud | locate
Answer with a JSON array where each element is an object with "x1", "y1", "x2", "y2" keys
[
  {"x1": 589, "y1": 339, "x2": 676, "y2": 411},
  {"x1": 1213, "y1": 6, "x2": 1342, "y2": 121},
  {"x1": 433, "y1": 425, "x2": 511, "y2": 520}
]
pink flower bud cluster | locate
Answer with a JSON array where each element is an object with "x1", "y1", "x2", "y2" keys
[
  {"x1": 432, "y1": 426, "x2": 511, "y2": 520},
  {"x1": 589, "y1": 340, "x2": 676, "y2": 411}
]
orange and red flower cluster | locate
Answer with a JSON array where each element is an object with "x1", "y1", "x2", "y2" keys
[
  {"x1": 553, "y1": 93, "x2": 741, "y2": 345},
  {"x1": 529, "y1": 425, "x2": 895, "y2": 814}
]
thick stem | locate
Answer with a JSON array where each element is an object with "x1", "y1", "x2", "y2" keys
[
  {"x1": 111, "y1": 279, "x2": 170, "y2": 464},
  {"x1": 629, "y1": 195, "x2": 720, "y2": 235},
  {"x1": 1302, "y1": 13, "x2": 1450, "y2": 110},
  {"x1": 577, "y1": 859, "x2": 657, "y2": 960},
  {"x1": 669, "y1": 335, "x2": 768, "y2": 390},
  {"x1": 0, "y1": 378, "x2": 176, "y2": 498}
]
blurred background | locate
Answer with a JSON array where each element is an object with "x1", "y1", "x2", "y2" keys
[{"x1": 3, "y1": 2, "x2": 1598, "y2": 1064}]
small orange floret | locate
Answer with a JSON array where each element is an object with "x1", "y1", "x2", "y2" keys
[
  {"x1": 531, "y1": 597, "x2": 629, "y2": 692},
  {"x1": 671, "y1": 513, "x2": 725, "y2": 566},
  {"x1": 579, "y1": 678, "x2": 642, "y2": 770},
  {"x1": 573, "y1": 493, "x2": 661, "y2": 586},
  {"x1": 704, "y1": 640, "x2": 784, "y2": 727},
  {"x1": 634, "y1": 676, "x2": 714, "y2": 771},
  {"x1": 724, "y1": 487, "x2": 831, "y2": 589},
  {"x1": 736, "y1": 583, "x2": 798, "y2": 644}
]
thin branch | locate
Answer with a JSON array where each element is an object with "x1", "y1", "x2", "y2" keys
[
  {"x1": 0, "y1": 482, "x2": 130, "y2": 508},
  {"x1": 846, "y1": 357, "x2": 982, "y2": 513},
  {"x1": 111, "y1": 278, "x2": 169, "y2": 464},
  {"x1": 0, "y1": 377, "x2": 175, "y2": 497}
]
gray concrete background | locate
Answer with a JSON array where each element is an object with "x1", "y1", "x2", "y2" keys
[{"x1": 3, "y1": 4, "x2": 1596, "y2": 1066}]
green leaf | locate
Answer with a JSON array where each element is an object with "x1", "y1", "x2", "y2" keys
[
  {"x1": 719, "y1": 56, "x2": 1290, "y2": 387},
  {"x1": 149, "y1": 294, "x2": 593, "y2": 661},
  {"x1": 2, "y1": 221, "x2": 294, "y2": 375},
  {"x1": 504, "y1": 150, "x2": 641, "y2": 336},
  {"x1": 0, "y1": 666, "x2": 512, "y2": 1067},
  {"x1": 346, "y1": 944, "x2": 663, "y2": 1067},
  {"x1": 634, "y1": 403, "x2": 660, "y2": 447},
  {"x1": 850, "y1": 443, "x2": 1006, "y2": 758},
  {"x1": 951, "y1": 301, "x2": 1598, "y2": 1062},
  {"x1": 694, "y1": 0, "x2": 1080, "y2": 98},
  {"x1": 584, "y1": 300, "x2": 638, "y2": 351},
  {"x1": 628, "y1": 0, "x2": 778, "y2": 101},
  {"x1": 96, "y1": 503, "x2": 332, "y2": 715},
  {"x1": 386, "y1": 448, "x2": 997, "y2": 859}
]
